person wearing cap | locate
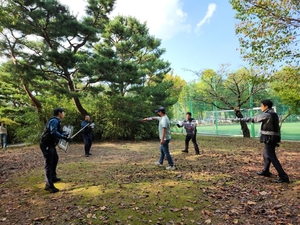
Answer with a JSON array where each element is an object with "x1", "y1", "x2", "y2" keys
[
  {"x1": 0, "y1": 121, "x2": 7, "y2": 148},
  {"x1": 81, "y1": 115, "x2": 94, "y2": 157},
  {"x1": 40, "y1": 108, "x2": 72, "y2": 193},
  {"x1": 143, "y1": 107, "x2": 175, "y2": 170},
  {"x1": 177, "y1": 112, "x2": 200, "y2": 155}
]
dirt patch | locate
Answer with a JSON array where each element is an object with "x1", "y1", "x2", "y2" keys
[{"x1": 0, "y1": 136, "x2": 300, "y2": 225}]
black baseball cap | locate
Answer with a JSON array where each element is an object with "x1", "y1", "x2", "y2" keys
[{"x1": 155, "y1": 107, "x2": 165, "y2": 113}]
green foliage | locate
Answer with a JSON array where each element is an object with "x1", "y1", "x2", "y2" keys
[
  {"x1": 271, "y1": 66, "x2": 300, "y2": 114},
  {"x1": 230, "y1": 0, "x2": 300, "y2": 69},
  {"x1": 93, "y1": 15, "x2": 171, "y2": 97},
  {"x1": 191, "y1": 67, "x2": 268, "y2": 110}
]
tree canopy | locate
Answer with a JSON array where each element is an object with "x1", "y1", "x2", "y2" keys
[{"x1": 231, "y1": 0, "x2": 300, "y2": 69}]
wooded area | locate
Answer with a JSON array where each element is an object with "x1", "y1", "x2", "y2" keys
[{"x1": 1, "y1": 0, "x2": 300, "y2": 143}]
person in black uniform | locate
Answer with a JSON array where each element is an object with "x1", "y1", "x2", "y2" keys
[
  {"x1": 177, "y1": 112, "x2": 200, "y2": 155},
  {"x1": 234, "y1": 100, "x2": 289, "y2": 183},
  {"x1": 81, "y1": 115, "x2": 94, "y2": 157},
  {"x1": 40, "y1": 108, "x2": 72, "y2": 193}
]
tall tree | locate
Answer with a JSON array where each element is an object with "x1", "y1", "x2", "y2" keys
[
  {"x1": 190, "y1": 66, "x2": 267, "y2": 137},
  {"x1": 0, "y1": 0, "x2": 115, "y2": 116},
  {"x1": 231, "y1": 0, "x2": 300, "y2": 69},
  {"x1": 92, "y1": 16, "x2": 171, "y2": 97}
]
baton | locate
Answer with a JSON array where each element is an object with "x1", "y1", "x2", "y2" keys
[{"x1": 71, "y1": 123, "x2": 90, "y2": 138}]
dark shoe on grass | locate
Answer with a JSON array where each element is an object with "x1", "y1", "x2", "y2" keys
[
  {"x1": 274, "y1": 178, "x2": 290, "y2": 183},
  {"x1": 44, "y1": 186, "x2": 59, "y2": 193},
  {"x1": 181, "y1": 150, "x2": 188, "y2": 153},
  {"x1": 257, "y1": 171, "x2": 271, "y2": 177}
]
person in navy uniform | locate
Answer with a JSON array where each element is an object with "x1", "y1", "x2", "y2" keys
[
  {"x1": 177, "y1": 112, "x2": 200, "y2": 155},
  {"x1": 234, "y1": 100, "x2": 289, "y2": 183},
  {"x1": 81, "y1": 115, "x2": 94, "y2": 157},
  {"x1": 40, "y1": 108, "x2": 72, "y2": 193}
]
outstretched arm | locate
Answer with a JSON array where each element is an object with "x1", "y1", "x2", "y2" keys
[{"x1": 143, "y1": 117, "x2": 159, "y2": 121}]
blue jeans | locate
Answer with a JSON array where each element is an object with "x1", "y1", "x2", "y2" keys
[
  {"x1": 0, "y1": 133, "x2": 7, "y2": 148},
  {"x1": 159, "y1": 140, "x2": 174, "y2": 166}
]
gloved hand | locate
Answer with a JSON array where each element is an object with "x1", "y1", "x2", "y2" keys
[{"x1": 65, "y1": 137, "x2": 72, "y2": 143}]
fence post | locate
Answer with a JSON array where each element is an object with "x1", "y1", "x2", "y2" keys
[
  {"x1": 213, "y1": 75, "x2": 219, "y2": 135},
  {"x1": 249, "y1": 76, "x2": 255, "y2": 137}
]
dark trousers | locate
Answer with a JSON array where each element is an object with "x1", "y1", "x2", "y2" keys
[
  {"x1": 40, "y1": 143, "x2": 59, "y2": 188},
  {"x1": 184, "y1": 134, "x2": 199, "y2": 153},
  {"x1": 83, "y1": 134, "x2": 92, "y2": 155},
  {"x1": 263, "y1": 143, "x2": 288, "y2": 179}
]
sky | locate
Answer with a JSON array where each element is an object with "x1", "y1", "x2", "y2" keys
[{"x1": 59, "y1": 0, "x2": 248, "y2": 82}]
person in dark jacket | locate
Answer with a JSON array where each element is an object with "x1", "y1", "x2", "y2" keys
[
  {"x1": 234, "y1": 100, "x2": 289, "y2": 183},
  {"x1": 177, "y1": 112, "x2": 200, "y2": 155},
  {"x1": 40, "y1": 108, "x2": 72, "y2": 193},
  {"x1": 81, "y1": 115, "x2": 94, "y2": 157}
]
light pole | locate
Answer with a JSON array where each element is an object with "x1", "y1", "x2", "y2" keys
[
  {"x1": 213, "y1": 74, "x2": 219, "y2": 135},
  {"x1": 248, "y1": 68, "x2": 255, "y2": 137}
]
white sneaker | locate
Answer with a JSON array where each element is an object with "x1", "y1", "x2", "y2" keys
[
  {"x1": 166, "y1": 166, "x2": 176, "y2": 170},
  {"x1": 154, "y1": 162, "x2": 163, "y2": 166}
]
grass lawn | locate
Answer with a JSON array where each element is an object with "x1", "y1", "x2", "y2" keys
[
  {"x1": 0, "y1": 135, "x2": 300, "y2": 225},
  {"x1": 172, "y1": 122, "x2": 300, "y2": 141}
]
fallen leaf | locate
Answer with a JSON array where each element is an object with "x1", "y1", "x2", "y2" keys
[
  {"x1": 259, "y1": 191, "x2": 268, "y2": 195},
  {"x1": 233, "y1": 219, "x2": 239, "y2": 224},
  {"x1": 170, "y1": 208, "x2": 181, "y2": 212},
  {"x1": 247, "y1": 201, "x2": 257, "y2": 205},
  {"x1": 205, "y1": 219, "x2": 211, "y2": 224}
]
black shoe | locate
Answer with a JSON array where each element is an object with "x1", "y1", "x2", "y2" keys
[
  {"x1": 44, "y1": 186, "x2": 59, "y2": 193},
  {"x1": 195, "y1": 152, "x2": 200, "y2": 155},
  {"x1": 274, "y1": 178, "x2": 290, "y2": 183},
  {"x1": 257, "y1": 171, "x2": 271, "y2": 177},
  {"x1": 181, "y1": 150, "x2": 188, "y2": 153},
  {"x1": 85, "y1": 154, "x2": 89, "y2": 157},
  {"x1": 53, "y1": 177, "x2": 61, "y2": 182},
  {"x1": 88, "y1": 153, "x2": 92, "y2": 155}
]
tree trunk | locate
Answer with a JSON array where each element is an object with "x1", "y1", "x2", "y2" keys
[
  {"x1": 235, "y1": 109, "x2": 250, "y2": 138},
  {"x1": 21, "y1": 79, "x2": 42, "y2": 111},
  {"x1": 279, "y1": 112, "x2": 291, "y2": 129},
  {"x1": 72, "y1": 97, "x2": 88, "y2": 117},
  {"x1": 239, "y1": 121, "x2": 250, "y2": 137},
  {"x1": 65, "y1": 73, "x2": 88, "y2": 117}
]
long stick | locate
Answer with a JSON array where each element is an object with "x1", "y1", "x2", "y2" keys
[{"x1": 71, "y1": 123, "x2": 90, "y2": 138}]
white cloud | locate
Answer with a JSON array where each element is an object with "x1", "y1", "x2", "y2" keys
[
  {"x1": 111, "y1": 0, "x2": 191, "y2": 40},
  {"x1": 58, "y1": 0, "x2": 191, "y2": 40},
  {"x1": 195, "y1": 3, "x2": 217, "y2": 33}
]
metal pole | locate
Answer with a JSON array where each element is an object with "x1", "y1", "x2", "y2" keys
[
  {"x1": 249, "y1": 68, "x2": 255, "y2": 137},
  {"x1": 213, "y1": 75, "x2": 219, "y2": 135}
]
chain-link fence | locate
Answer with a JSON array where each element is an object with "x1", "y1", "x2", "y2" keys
[{"x1": 171, "y1": 107, "x2": 300, "y2": 141}]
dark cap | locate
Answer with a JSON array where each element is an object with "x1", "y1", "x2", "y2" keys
[{"x1": 155, "y1": 106, "x2": 165, "y2": 113}]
